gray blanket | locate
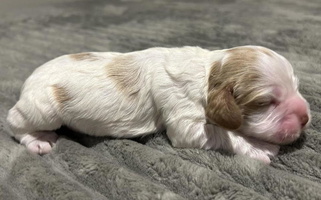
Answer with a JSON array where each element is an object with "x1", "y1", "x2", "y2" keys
[{"x1": 1, "y1": 0, "x2": 321, "y2": 199}]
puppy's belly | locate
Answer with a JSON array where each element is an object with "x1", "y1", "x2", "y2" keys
[
  {"x1": 67, "y1": 119, "x2": 161, "y2": 138},
  {"x1": 61, "y1": 100, "x2": 162, "y2": 138},
  {"x1": 53, "y1": 84, "x2": 161, "y2": 138}
]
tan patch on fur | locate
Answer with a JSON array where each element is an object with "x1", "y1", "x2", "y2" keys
[
  {"x1": 69, "y1": 52, "x2": 99, "y2": 61},
  {"x1": 106, "y1": 55, "x2": 142, "y2": 98},
  {"x1": 214, "y1": 47, "x2": 262, "y2": 103},
  {"x1": 52, "y1": 84, "x2": 71, "y2": 106},
  {"x1": 206, "y1": 47, "x2": 266, "y2": 129}
]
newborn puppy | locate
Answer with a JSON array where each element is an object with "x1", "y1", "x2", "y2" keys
[{"x1": 7, "y1": 46, "x2": 311, "y2": 163}]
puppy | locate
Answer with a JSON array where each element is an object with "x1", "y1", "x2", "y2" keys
[{"x1": 6, "y1": 46, "x2": 311, "y2": 163}]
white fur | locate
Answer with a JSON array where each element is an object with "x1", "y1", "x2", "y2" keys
[{"x1": 6, "y1": 46, "x2": 310, "y2": 163}]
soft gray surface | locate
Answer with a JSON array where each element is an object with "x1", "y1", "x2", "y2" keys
[{"x1": 1, "y1": 0, "x2": 321, "y2": 199}]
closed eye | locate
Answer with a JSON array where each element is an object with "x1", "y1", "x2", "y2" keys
[
  {"x1": 251, "y1": 97, "x2": 279, "y2": 113},
  {"x1": 255, "y1": 98, "x2": 275, "y2": 107},
  {"x1": 256, "y1": 101, "x2": 271, "y2": 107},
  {"x1": 261, "y1": 98, "x2": 280, "y2": 106}
]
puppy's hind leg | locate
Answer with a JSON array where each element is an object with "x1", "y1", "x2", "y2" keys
[
  {"x1": 19, "y1": 131, "x2": 59, "y2": 155},
  {"x1": 7, "y1": 96, "x2": 62, "y2": 155}
]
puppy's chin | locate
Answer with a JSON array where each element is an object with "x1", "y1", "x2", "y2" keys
[
  {"x1": 269, "y1": 130, "x2": 301, "y2": 145},
  {"x1": 239, "y1": 127, "x2": 302, "y2": 146},
  {"x1": 242, "y1": 114, "x2": 306, "y2": 145},
  {"x1": 272, "y1": 115, "x2": 302, "y2": 144}
]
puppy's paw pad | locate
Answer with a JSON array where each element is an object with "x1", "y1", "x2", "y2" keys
[{"x1": 20, "y1": 132, "x2": 59, "y2": 155}]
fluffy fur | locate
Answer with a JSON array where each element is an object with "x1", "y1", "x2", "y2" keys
[{"x1": 6, "y1": 46, "x2": 311, "y2": 164}]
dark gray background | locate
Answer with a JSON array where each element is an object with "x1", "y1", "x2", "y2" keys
[{"x1": 0, "y1": 0, "x2": 321, "y2": 199}]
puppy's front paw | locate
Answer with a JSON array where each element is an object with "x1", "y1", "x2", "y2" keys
[
  {"x1": 244, "y1": 141, "x2": 280, "y2": 164},
  {"x1": 20, "y1": 132, "x2": 59, "y2": 155},
  {"x1": 230, "y1": 135, "x2": 280, "y2": 164},
  {"x1": 247, "y1": 153, "x2": 271, "y2": 164}
]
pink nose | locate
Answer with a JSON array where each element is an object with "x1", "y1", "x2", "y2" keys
[
  {"x1": 290, "y1": 97, "x2": 309, "y2": 128},
  {"x1": 300, "y1": 114, "x2": 309, "y2": 127}
]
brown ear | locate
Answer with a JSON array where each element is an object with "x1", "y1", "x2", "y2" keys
[{"x1": 206, "y1": 86, "x2": 243, "y2": 130}]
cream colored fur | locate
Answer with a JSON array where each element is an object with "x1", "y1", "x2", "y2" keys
[{"x1": 6, "y1": 46, "x2": 310, "y2": 163}]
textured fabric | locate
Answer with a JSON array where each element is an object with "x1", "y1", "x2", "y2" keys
[{"x1": 1, "y1": 0, "x2": 321, "y2": 199}]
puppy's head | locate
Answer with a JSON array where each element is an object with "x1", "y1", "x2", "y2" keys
[{"x1": 206, "y1": 46, "x2": 311, "y2": 145}]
